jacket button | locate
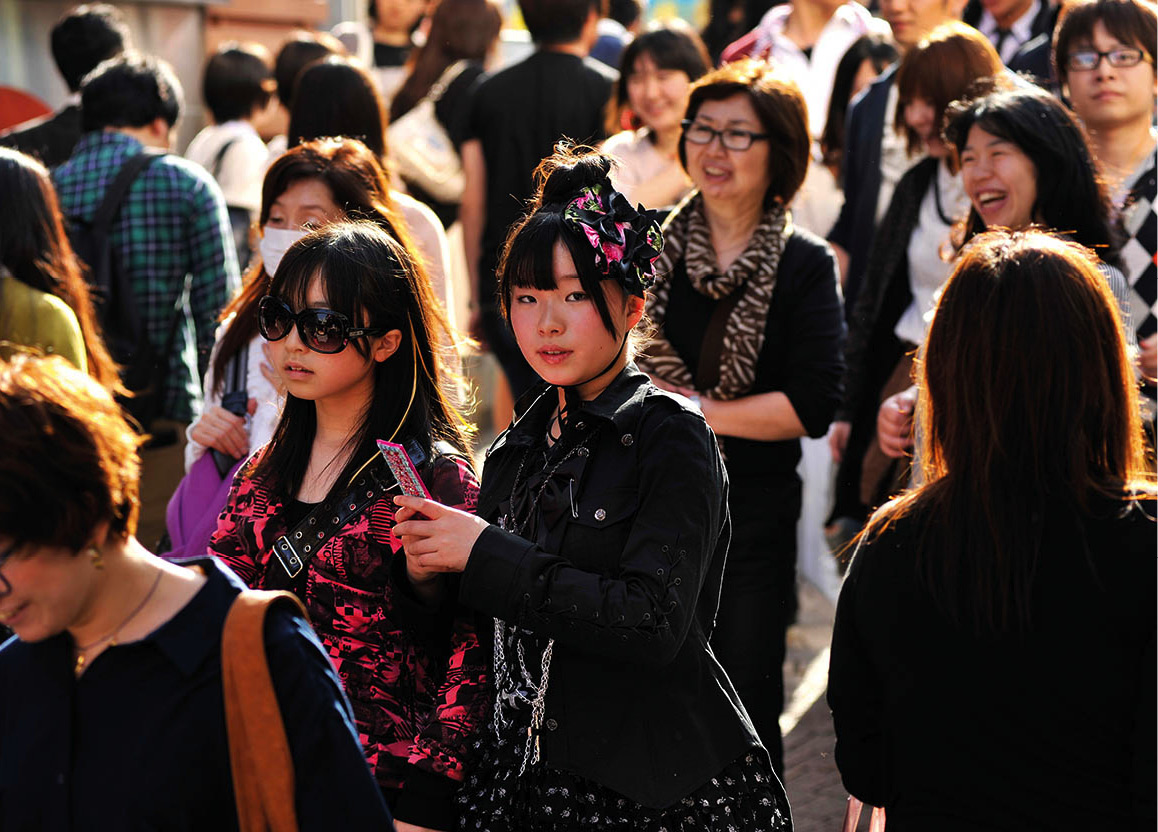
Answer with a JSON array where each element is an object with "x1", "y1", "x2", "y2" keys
[
  {"x1": 594, "y1": 508, "x2": 606, "y2": 521},
  {"x1": 621, "y1": 434, "x2": 633, "y2": 446},
  {"x1": 575, "y1": 421, "x2": 586, "y2": 430},
  {"x1": 545, "y1": 718, "x2": 558, "y2": 731},
  {"x1": 577, "y1": 447, "x2": 589, "y2": 457}
]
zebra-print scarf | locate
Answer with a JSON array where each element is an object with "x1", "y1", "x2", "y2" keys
[{"x1": 640, "y1": 192, "x2": 789, "y2": 400}]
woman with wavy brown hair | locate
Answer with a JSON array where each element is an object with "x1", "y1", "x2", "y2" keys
[
  {"x1": 829, "y1": 229, "x2": 1156, "y2": 829},
  {"x1": 0, "y1": 147, "x2": 120, "y2": 391}
]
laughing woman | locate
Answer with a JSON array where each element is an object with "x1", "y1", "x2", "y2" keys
[{"x1": 393, "y1": 148, "x2": 792, "y2": 831}]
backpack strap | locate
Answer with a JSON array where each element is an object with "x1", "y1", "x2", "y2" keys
[
  {"x1": 210, "y1": 136, "x2": 240, "y2": 181},
  {"x1": 221, "y1": 589, "x2": 306, "y2": 832},
  {"x1": 91, "y1": 149, "x2": 166, "y2": 235}
]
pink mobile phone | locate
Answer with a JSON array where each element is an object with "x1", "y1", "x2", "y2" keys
[{"x1": 376, "y1": 439, "x2": 432, "y2": 498}]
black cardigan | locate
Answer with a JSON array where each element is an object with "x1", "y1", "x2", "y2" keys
[{"x1": 459, "y1": 366, "x2": 778, "y2": 809}]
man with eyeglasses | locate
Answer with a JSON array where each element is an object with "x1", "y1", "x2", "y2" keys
[{"x1": 1054, "y1": 0, "x2": 1158, "y2": 430}]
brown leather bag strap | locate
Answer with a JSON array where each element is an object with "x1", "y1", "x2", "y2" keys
[{"x1": 222, "y1": 590, "x2": 308, "y2": 832}]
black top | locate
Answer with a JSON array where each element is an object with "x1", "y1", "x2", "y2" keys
[
  {"x1": 828, "y1": 65, "x2": 896, "y2": 318},
  {"x1": 459, "y1": 365, "x2": 774, "y2": 808},
  {"x1": 828, "y1": 497, "x2": 1157, "y2": 831},
  {"x1": 465, "y1": 50, "x2": 617, "y2": 306},
  {"x1": 374, "y1": 41, "x2": 412, "y2": 68},
  {"x1": 0, "y1": 557, "x2": 391, "y2": 831},
  {"x1": 661, "y1": 227, "x2": 846, "y2": 482},
  {"x1": 0, "y1": 104, "x2": 82, "y2": 169}
]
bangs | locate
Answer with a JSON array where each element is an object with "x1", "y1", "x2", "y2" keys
[{"x1": 499, "y1": 212, "x2": 618, "y2": 333}]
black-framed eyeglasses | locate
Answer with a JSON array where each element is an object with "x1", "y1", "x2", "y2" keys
[
  {"x1": 258, "y1": 296, "x2": 389, "y2": 355},
  {"x1": 681, "y1": 119, "x2": 771, "y2": 151},
  {"x1": 1065, "y1": 46, "x2": 1148, "y2": 71}
]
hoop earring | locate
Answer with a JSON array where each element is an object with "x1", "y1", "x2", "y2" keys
[{"x1": 86, "y1": 546, "x2": 104, "y2": 570}]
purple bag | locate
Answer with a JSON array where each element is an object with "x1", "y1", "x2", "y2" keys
[{"x1": 160, "y1": 451, "x2": 245, "y2": 560}]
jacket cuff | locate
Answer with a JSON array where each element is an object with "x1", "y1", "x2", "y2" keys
[
  {"x1": 392, "y1": 768, "x2": 459, "y2": 830},
  {"x1": 459, "y1": 525, "x2": 534, "y2": 619}
]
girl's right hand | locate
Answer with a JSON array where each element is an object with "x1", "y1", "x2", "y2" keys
[{"x1": 189, "y1": 401, "x2": 255, "y2": 459}]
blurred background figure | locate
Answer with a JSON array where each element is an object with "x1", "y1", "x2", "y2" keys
[
  {"x1": 0, "y1": 352, "x2": 392, "y2": 830},
  {"x1": 601, "y1": 19, "x2": 711, "y2": 210},
  {"x1": 288, "y1": 54, "x2": 456, "y2": 327},
  {"x1": 702, "y1": 0, "x2": 776, "y2": 63},
  {"x1": 792, "y1": 33, "x2": 898, "y2": 237},
  {"x1": 0, "y1": 148, "x2": 119, "y2": 390},
  {"x1": 639, "y1": 60, "x2": 845, "y2": 776},
  {"x1": 185, "y1": 42, "x2": 278, "y2": 270},
  {"x1": 828, "y1": 24, "x2": 1002, "y2": 544},
  {"x1": 266, "y1": 30, "x2": 349, "y2": 159},
  {"x1": 829, "y1": 230, "x2": 1156, "y2": 830},
  {"x1": 388, "y1": 0, "x2": 504, "y2": 230},
  {"x1": 333, "y1": 0, "x2": 431, "y2": 106},
  {"x1": 591, "y1": 0, "x2": 645, "y2": 67},
  {"x1": 0, "y1": 3, "x2": 130, "y2": 167}
]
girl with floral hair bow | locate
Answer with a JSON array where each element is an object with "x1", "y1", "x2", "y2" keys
[{"x1": 392, "y1": 146, "x2": 792, "y2": 831}]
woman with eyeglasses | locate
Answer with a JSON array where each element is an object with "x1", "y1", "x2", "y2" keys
[
  {"x1": 637, "y1": 58, "x2": 845, "y2": 776},
  {"x1": 208, "y1": 222, "x2": 486, "y2": 832},
  {"x1": 0, "y1": 353, "x2": 391, "y2": 829}
]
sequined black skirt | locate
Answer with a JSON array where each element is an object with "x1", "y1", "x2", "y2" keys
[{"x1": 457, "y1": 729, "x2": 792, "y2": 831}]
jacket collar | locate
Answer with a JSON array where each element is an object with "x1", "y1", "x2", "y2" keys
[{"x1": 497, "y1": 364, "x2": 652, "y2": 450}]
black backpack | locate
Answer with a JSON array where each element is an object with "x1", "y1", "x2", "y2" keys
[{"x1": 67, "y1": 149, "x2": 184, "y2": 434}]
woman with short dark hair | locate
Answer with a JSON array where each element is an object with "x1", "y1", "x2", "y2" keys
[
  {"x1": 0, "y1": 352, "x2": 391, "y2": 829},
  {"x1": 828, "y1": 229, "x2": 1157, "y2": 829},
  {"x1": 637, "y1": 58, "x2": 846, "y2": 775}
]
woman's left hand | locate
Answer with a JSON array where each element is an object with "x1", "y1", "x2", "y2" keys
[
  {"x1": 395, "y1": 822, "x2": 447, "y2": 832},
  {"x1": 392, "y1": 496, "x2": 490, "y2": 574}
]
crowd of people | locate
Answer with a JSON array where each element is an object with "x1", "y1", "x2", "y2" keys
[{"x1": 0, "y1": 0, "x2": 1153, "y2": 829}]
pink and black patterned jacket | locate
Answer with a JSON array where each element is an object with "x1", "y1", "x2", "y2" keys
[{"x1": 209, "y1": 449, "x2": 488, "y2": 829}]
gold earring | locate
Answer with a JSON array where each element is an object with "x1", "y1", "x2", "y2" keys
[{"x1": 87, "y1": 546, "x2": 104, "y2": 570}]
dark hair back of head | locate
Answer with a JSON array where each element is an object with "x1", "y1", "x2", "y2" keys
[
  {"x1": 288, "y1": 56, "x2": 387, "y2": 161},
  {"x1": 0, "y1": 149, "x2": 120, "y2": 391},
  {"x1": 895, "y1": 22, "x2": 1002, "y2": 155},
  {"x1": 609, "y1": 0, "x2": 643, "y2": 27},
  {"x1": 274, "y1": 30, "x2": 347, "y2": 109},
  {"x1": 681, "y1": 59, "x2": 811, "y2": 207},
  {"x1": 51, "y1": 3, "x2": 130, "y2": 92},
  {"x1": 821, "y1": 34, "x2": 898, "y2": 168},
  {"x1": 203, "y1": 42, "x2": 273, "y2": 124},
  {"x1": 0, "y1": 353, "x2": 143, "y2": 550},
  {"x1": 944, "y1": 84, "x2": 1121, "y2": 263},
  {"x1": 212, "y1": 138, "x2": 420, "y2": 393},
  {"x1": 863, "y1": 230, "x2": 1150, "y2": 633},
  {"x1": 1053, "y1": 0, "x2": 1158, "y2": 86},
  {"x1": 518, "y1": 0, "x2": 606, "y2": 45},
  {"x1": 390, "y1": 0, "x2": 504, "y2": 121},
  {"x1": 499, "y1": 146, "x2": 625, "y2": 334},
  {"x1": 254, "y1": 221, "x2": 471, "y2": 500},
  {"x1": 80, "y1": 52, "x2": 184, "y2": 132},
  {"x1": 614, "y1": 21, "x2": 711, "y2": 130}
]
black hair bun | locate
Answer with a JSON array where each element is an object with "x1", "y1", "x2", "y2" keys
[{"x1": 533, "y1": 144, "x2": 614, "y2": 208}]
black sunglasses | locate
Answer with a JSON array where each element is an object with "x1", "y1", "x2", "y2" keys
[{"x1": 258, "y1": 296, "x2": 389, "y2": 354}]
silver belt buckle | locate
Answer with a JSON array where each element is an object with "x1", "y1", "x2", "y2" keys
[{"x1": 273, "y1": 535, "x2": 304, "y2": 578}]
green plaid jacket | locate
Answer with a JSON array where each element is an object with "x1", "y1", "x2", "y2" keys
[{"x1": 53, "y1": 131, "x2": 240, "y2": 422}]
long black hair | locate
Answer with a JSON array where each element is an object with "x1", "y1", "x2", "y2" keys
[
  {"x1": 820, "y1": 34, "x2": 898, "y2": 172},
  {"x1": 944, "y1": 84, "x2": 1123, "y2": 266},
  {"x1": 253, "y1": 221, "x2": 472, "y2": 500}
]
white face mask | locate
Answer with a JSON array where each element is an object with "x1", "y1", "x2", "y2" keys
[{"x1": 259, "y1": 226, "x2": 309, "y2": 277}]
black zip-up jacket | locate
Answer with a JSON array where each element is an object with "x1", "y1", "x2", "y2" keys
[{"x1": 458, "y1": 364, "x2": 782, "y2": 809}]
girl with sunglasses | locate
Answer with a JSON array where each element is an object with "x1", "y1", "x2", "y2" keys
[
  {"x1": 392, "y1": 148, "x2": 792, "y2": 831},
  {"x1": 209, "y1": 221, "x2": 487, "y2": 832},
  {"x1": 164, "y1": 138, "x2": 437, "y2": 560}
]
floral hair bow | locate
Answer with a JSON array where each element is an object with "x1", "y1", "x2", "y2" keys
[{"x1": 562, "y1": 182, "x2": 664, "y2": 297}]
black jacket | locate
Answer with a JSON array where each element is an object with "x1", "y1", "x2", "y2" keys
[
  {"x1": 0, "y1": 104, "x2": 82, "y2": 168},
  {"x1": 459, "y1": 365, "x2": 776, "y2": 809}
]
